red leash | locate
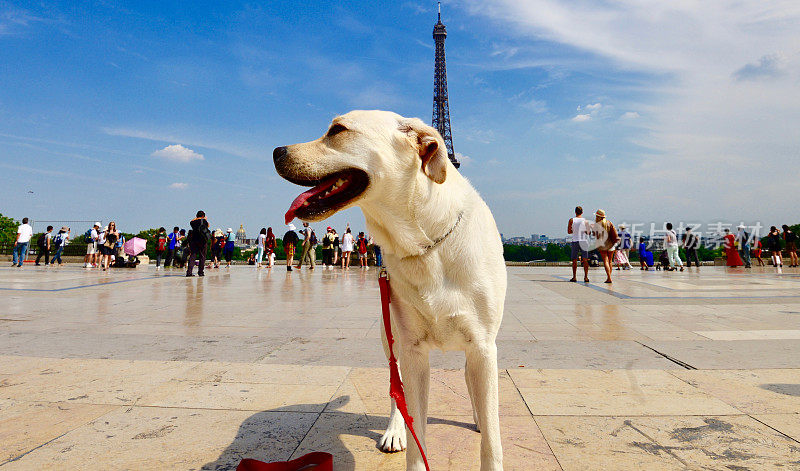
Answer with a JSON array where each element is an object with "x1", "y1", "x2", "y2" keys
[
  {"x1": 379, "y1": 269, "x2": 431, "y2": 471},
  {"x1": 235, "y1": 270, "x2": 428, "y2": 471},
  {"x1": 236, "y1": 453, "x2": 332, "y2": 471}
]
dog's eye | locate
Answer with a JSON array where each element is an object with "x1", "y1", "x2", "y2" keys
[{"x1": 327, "y1": 124, "x2": 348, "y2": 137}]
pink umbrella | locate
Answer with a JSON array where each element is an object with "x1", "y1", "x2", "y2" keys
[{"x1": 124, "y1": 237, "x2": 147, "y2": 256}]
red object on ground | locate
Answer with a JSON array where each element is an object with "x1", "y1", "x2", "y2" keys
[
  {"x1": 379, "y1": 271, "x2": 431, "y2": 471},
  {"x1": 236, "y1": 452, "x2": 332, "y2": 471}
]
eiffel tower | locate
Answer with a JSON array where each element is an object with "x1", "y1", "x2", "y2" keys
[{"x1": 432, "y1": 1, "x2": 459, "y2": 168}]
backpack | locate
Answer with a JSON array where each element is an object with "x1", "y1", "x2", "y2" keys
[
  {"x1": 37, "y1": 233, "x2": 47, "y2": 248},
  {"x1": 157, "y1": 237, "x2": 166, "y2": 251},
  {"x1": 310, "y1": 231, "x2": 318, "y2": 246},
  {"x1": 358, "y1": 238, "x2": 367, "y2": 254},
  {"x1": 54, "y1": 233, "x2": 64, "y2": 247},
  {"x1": 322, "y1": 233, "x2": 331, "y2": 248},
  {"x1": 84, "y1": 229, "x2": 93, "y2": 244}
]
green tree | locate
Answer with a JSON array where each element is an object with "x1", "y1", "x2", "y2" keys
[{"x1": 0, "y1": 213, "x2": 20, "y2": 248}]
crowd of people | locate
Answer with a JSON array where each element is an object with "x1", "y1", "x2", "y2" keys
[
  {"x1": 12, "y1": 210, "x2": 797, "y2": 281},
  {"x1": 281, "y1": 222, "x2": 379, "y2": 272},
  {"x1": 567, "y1": 206, "x2": 799, "y2": 284},
  {"x1": 10, "y1": 211, "x2": 383, "y2": 277}
]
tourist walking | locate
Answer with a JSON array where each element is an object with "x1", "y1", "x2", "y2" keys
[
  {"x1": 52, "y1": 227, "x2": 69, "y2": 265},
  {"x1": 155, "y1": 227, "x2": 167, "y2": 270},
  {"x1": 782, "y1": 225, "x2": 798, "y2": 267},
  {"x1": 766, "y1": 226, "x2": 783, "y2": 267},
  {"x1": 165, "y1": 227, "x2": 181, "y2": 268},
  {"x1": 256, "y1": 228, "x2": 267, "y2": 268},
  {"x1": 332, "y1": 229, "x2": 340, "y2": 265},
  {"x1": 567, "y1": 206, "x2": 590, "y2": 282},
  {"x1": 341, "y1": 227, "x2": 354, "y2": 269},
  {"x1": 35, "y1": 225, "x2": 53, "y2": 266},
  {"x1": 12, "y1": 217, "x2": 33, "y2": 267},
  {"x1": 356, "y1": 232, "x2": 369, "y2": 268},
  {"x1": 593, "y1": 209, "x2": 618, "y2": 283},
  {"x1": 753, "y1": 239, "x2": 765, "y2": 266},
  {"x1": 210, "y1": 229, "x2": 224, "y2": 268},
  {"x1": 322, "y1": 227, "x2": 335, "y2": 268},
  {"x1": 639, "y1": 240, "x2": 654, "y2": 270},
  {"x1": 83, "y1": 222, "x2": 100, "y2": 268},
  {"x1": 664, "y1": 223, "x2": 684, "y2": 271},
  {"x1": 100, "y1": 222, "x2": 119, "y2": 271},
  {"x1": 283, "y1": 224, "x2": 299, "y2": 271},
  {"x1": 265, "y1": 227, "x2": 276, "y2": 268},
  {"x1": 683, "y1": 227, "x2": 701, "y2": 268},
  {"x1": 296, "y1": 222, "x2": 316, "y2": 269},
  {"x1": 374, "y1": 243, "x2": 383, "y2": 267},
  {"x1": 186, "y1": 211, "x2": 210, "y2": 277},
  {"x1": 224, "y1": 228, "x2": 235, "y2": 268},
  {"x1": 737, "y1": 225, "x2": 752, "y2": 268},
  {"x1": 722, "y1": 228, "x2": 744, "y2": 267}
]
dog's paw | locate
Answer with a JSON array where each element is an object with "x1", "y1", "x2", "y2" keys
[{"x1": 378, "y1": 425, "x2": 406, "y2": 452}]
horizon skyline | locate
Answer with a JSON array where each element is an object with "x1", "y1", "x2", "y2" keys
[{"x1": 2, "y1": 1, "x2": 799, "y2": 238}]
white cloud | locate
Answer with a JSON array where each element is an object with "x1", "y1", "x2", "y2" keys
[
  {"x1": 620, "y1": 111, "x2": 640, "y2": 120},
  {"x1": 584, "y1": 103, "x2": 602, "y2": 111},
  {"x1": 571, "y1": 114, "x2": 591, "y2": 122},
  {"x1": 169, "y1": 182, "x2": 188, "y2": 190},
  {"x1": 522, "y1": 98, "x2": 547, "y2": 113},
  {"x1": 151, "y1": 144, "x2": 204, "y2": 163},
  {"x1": 455, "y1": 152, "x2": 472, "y2": 167},
  {"x1": 463, "y1": 1, "x2": 800, "y2": 225}
]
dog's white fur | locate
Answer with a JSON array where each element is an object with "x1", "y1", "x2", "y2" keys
[{"x1": 275, "y1": 110, "x2": 506, "y2": 470}]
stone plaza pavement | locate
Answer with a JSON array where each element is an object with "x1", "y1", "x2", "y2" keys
[{"x1": 1, "y1": 264, "x2": 799, "y2": 470}]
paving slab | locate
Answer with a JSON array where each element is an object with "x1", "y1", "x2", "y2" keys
[{"x1": 2, "y1": 265, "x2": 800, "y2": 469}]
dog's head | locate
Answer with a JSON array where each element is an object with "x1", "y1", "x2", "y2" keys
[{"x1": 274, "y1": 110, "x2": 451, "y2": 224}]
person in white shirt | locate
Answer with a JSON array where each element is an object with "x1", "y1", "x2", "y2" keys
[
  {"x1": 84, "y1": 222, "x2": 100, "y2": 268},
  {"x1": 341, "y1": 226, "x2": 354, "y2": 269},
  {"x1": 664, "y1": 222, "x2": 684, "y2": 272},
  {"x1": 13, "y1": 217, "x2": 33, "y2": 267},
  {"x1": 256, "y1": 228, "x2": 267, "y2": 268},
  {"x1": 567, "y1": 206, "x2": 590, "y2": 282}
]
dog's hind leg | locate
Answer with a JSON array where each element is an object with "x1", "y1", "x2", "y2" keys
[
  {"x1": 466, "y1": 342, "x2": 503, "y2": 471},
  {"x1": 378, "y1": 313, "x2": 407, "y2": 453}
]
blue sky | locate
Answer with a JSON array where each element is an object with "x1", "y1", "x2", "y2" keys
[{"x1": 2, "y1": 1, "x2": 799, "y2": 238}]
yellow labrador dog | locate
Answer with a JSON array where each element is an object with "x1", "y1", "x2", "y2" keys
[{"x1": 274, "y1": 110, "x2": 506, "y2": 471}]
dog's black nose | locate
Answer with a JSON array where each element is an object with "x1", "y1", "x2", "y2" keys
[{"x1": 273, "y1": 146, "x2": 287, "y2": 163}]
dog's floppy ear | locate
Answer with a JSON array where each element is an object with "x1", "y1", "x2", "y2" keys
[{"x1": 399, "y1": 118, "x2": 448, "y2": 184}]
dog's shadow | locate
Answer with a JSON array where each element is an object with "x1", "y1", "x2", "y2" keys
[{"x1": 200, "y1": 395, "x2": 476, "y2": 471}]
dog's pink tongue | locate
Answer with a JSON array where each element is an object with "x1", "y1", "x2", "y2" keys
[{"x1": 284, "y1": 176, "x2": 338, "y2": 224}]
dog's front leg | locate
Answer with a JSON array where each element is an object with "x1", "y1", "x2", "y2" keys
[
  {"x1": 379, "y1": 314, "x2": 407, "y2": 453},
  {"x1": 466, "y1": 342, "x2": 503, "y2": 470},
  {"x1": 399, "y1": 344, "x2": 430, "y2": 471}
]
